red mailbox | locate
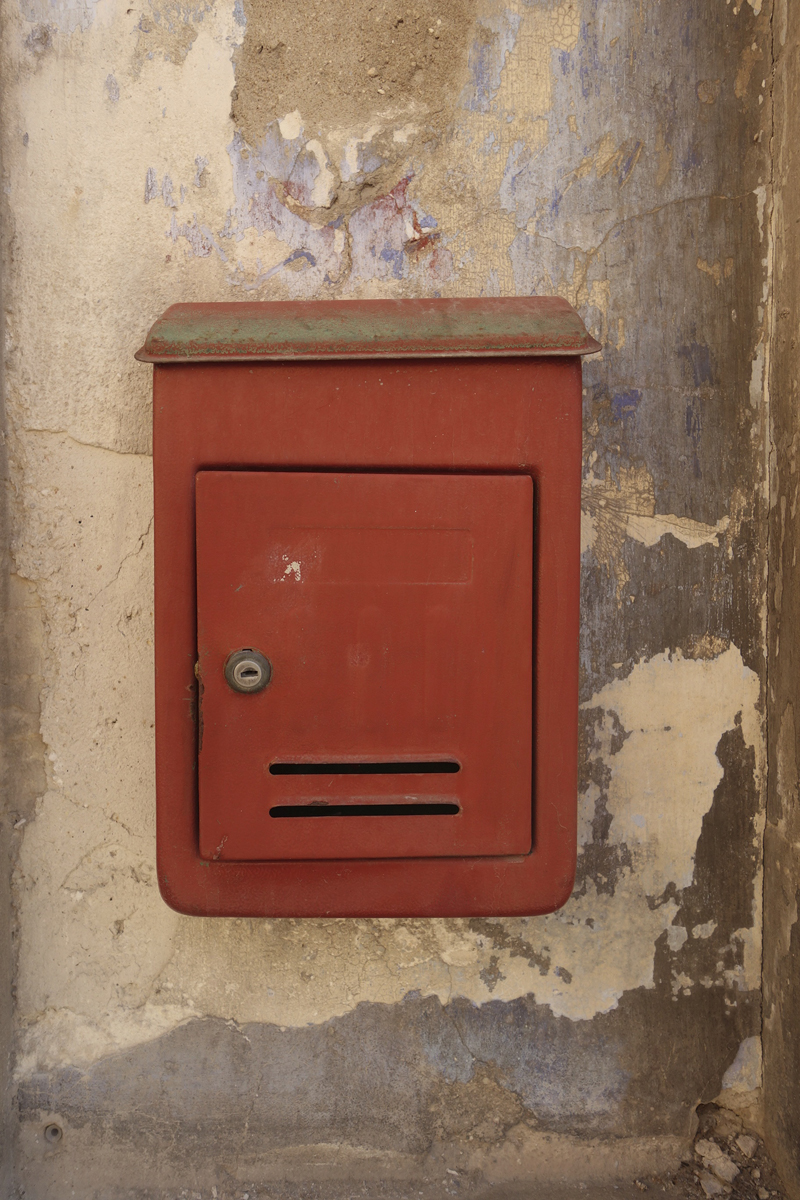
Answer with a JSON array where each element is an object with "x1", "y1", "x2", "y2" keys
[{"x1": 137, "y1": 297, "x2": 599, "y2": 917}]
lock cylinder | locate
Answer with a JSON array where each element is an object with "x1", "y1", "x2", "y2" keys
[{"x1": 224, "y1": 649, "x2": 272, "y2": 694}]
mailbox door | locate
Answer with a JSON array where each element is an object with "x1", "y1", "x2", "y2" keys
[{"x1": 196, "y1": 470, "x2": 533, "y2": 861}]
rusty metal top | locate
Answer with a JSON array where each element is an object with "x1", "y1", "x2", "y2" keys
[{"x1": 135, "y1": 297, "x2": 600, "y2": 363}]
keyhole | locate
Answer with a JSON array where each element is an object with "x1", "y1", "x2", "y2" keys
[{"x1": 224, "y1": 649, "x2": 272, "y2": 694}]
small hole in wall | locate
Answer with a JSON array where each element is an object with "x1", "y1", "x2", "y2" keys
[{"x1": 43, "y1": 1123, "x2": 62, "y2": 1144}]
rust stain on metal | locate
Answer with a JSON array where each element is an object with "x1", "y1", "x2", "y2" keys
[{"x1": 135, "y1": 297, "x2": 602, "y2": 363}]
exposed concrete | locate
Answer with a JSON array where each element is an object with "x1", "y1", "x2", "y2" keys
[
  {"x1": 0, "y1": 0, "x2": 781, "y2": 1192},
  {"x1": 15, "y1": 991, "x2": 750, "y2": 1193},
  {"x1": 763, "y1": 0, "x2": 800, "y2": 1193},
  {"x1": 231, "y1": 0, "x2": 479, "y2": 154}
]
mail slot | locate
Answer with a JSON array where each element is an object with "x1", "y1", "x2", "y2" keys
[{"x1": 137, "y1": 297, "x2": 599, "y2": 918}]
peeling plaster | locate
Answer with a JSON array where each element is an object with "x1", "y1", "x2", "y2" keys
[
  {"x1": 581, "y1": 465, "x2": 732, "y2": 602},
  {"x1": 720, "y1": 1035, "x2": 762, "y2": 1092},
  {"x1": 13, "y1": 641, "x2": 761, "y2": 1074},
  {"x1": 116, "y1": 0, "x2": 586, "y2": 298},
  {"x1": 584, "y1": 646, "x2": 761, "y2": 897}
]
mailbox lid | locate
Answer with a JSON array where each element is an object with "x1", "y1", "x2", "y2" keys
[
  {"x1": 196, "y1": 470, "x2": 533, "y2": 862},
  {"x1": 136, "y1": 296, "x2": 601, "y2": 362}
]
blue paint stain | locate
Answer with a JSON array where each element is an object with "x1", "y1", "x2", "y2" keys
[
  {"x1": 578, "y1": 17, "x2": 601, "y2": 99},
  {"x1": 359, "y1": 149, "x2": 384, "y2": 175},
  {"x1": 462, "y1": 12, "x2": 521, "y2": 113},
  {"x1": 380, "y1": 245, "x2": 405, "y2": 279},
  {"x1": 611, "y1": 389, "x2": 643, "y2": 422},
  {"x1": 499, "y1": 140, "x2": 531, "y2": 212},
  {"x1": 685, "y1": 397, "x2": 703, "y2": 478},
  {"x1": 682, "y1": 144, "x2": 702, "y2": 172},
  {"x1": 283, "y1": 248, "x2": 316, "y2": 269},
  {"x1": 679, "y1": 341, "x2": 714, "y2": 386},
  {"x1": 681, "y1": 3, "x2": 694, "y2": 49},
  {"x1": 618, "y1": 141, "x2": 642, "y2": 186},
  {"x1": 467, "y1": 31, "x2": 498, "y2": 112}
]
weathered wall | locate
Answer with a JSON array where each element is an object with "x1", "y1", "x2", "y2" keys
[
  {"x1": 764, "y1": 0, "x2": 800, "y2": 1192},
  {"x1": 0, "y1": 66, "x2": 16, "y2": 1193},
  {"x1": 0, "y1": 0, "x2": 774, "y2": 1193}
]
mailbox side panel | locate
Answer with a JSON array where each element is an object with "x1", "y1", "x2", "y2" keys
[{"x1": 152, "y1": 356, "x2": 581, "y2": 917}]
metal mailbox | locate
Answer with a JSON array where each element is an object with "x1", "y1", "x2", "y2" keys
[{"x1": 136, "y1": 297, "x2": 599, "y2": 918}]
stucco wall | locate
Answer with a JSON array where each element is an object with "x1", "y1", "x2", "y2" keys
[{"x1": 0, "y1": 0, "x2": 774, "y2": 1194}]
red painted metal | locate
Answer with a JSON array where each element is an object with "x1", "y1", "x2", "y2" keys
[
  {"x1": 147, "y1": 297, "x2": 593, "y2": 918},
  {"x1": 196, "y1": 471, "x2": 533, "y2": 862},
  {"x1": 136, "y1": 296, "x2": 601, "y2": 362}
]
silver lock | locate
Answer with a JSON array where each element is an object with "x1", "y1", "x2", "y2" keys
[{"x1": 224, "y1": 649, "x2": 272, "y2": 694}]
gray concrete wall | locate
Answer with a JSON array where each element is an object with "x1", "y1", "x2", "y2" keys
[
  {"x1": 0, "y1": 0, "x2": 777, "y2": 1194},
  {"x1": 764, "y1": 0, "x2": 800, "y2": 1192}
]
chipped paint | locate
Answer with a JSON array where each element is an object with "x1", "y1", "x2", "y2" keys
[
  {"x1": 581, "y1": 465, "x2": 732, "y2": 601},
  {"x1": 280, "y1": 558, "x2": 301, "y2": 582},
  {"x1": 112, "y1": 0, "x2": 585, "y2": 296},
  {"x1": 720, "y1": 1036, "x2": 762, "y2": 1092},
  {"x1": 584, "y1": 647, "x2": 761, "y2": 896}
]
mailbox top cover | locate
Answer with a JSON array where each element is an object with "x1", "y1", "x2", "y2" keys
[{"x1": 135, "y1": 296, "x2": 601, "y2": 363}]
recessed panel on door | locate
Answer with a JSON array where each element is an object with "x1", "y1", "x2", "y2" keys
[{"x1": 196, "y1": 471, "x2": 533, "y2": 861}]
